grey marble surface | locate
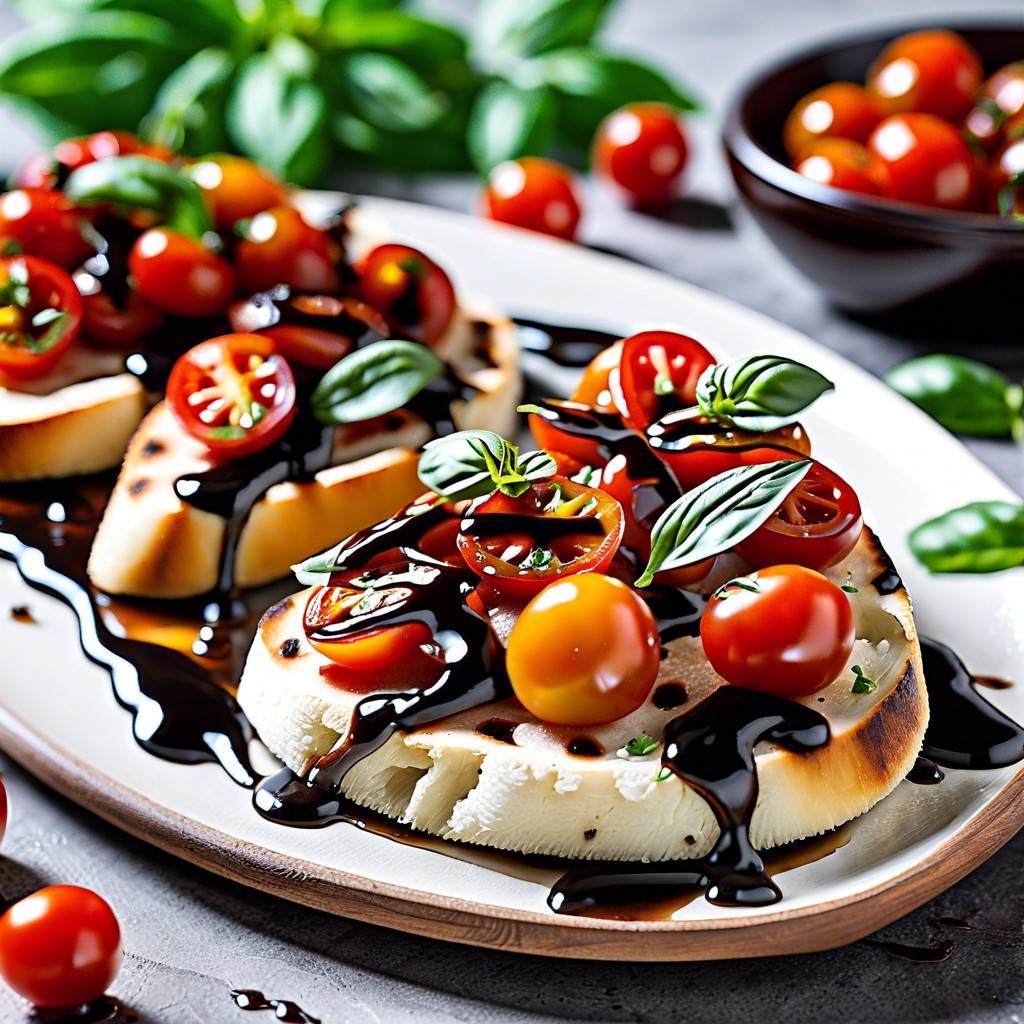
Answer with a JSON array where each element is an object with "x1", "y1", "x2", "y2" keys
[{"x1": 1, "y1": 0, "x2": 1024, "y2": 1021}]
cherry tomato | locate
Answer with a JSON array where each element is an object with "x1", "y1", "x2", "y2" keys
[
  {"x1": 783, "y1": 82, "x2": 885, "y2": 160},
  {"x1": 736, "y1": 459, "x2": 863, "y2": 570},
  {"x1": 506, "y1": 573, "x2": 659, "y2": 726},
  {"x1": 867, "y1": 113, "x2": 980, "y2": 210},
  {"x1": 457, "y1": 477, "x2": 623, "y2": 600},
  {"x1": 527, "y1": 404, "x2": 609, "y2": 469},
  {"x1": 0, "y1": 255, "x2": 82, "y2": 379},
  {"x1": 965, "y1": 61, "x2": 1024, "y2": 154},
  {"x1": 187, "y1": 154, "x2": 288, "y2": 232},
  {"x1": 866, "y1": 29, "x2": 983, "y2": 124},
  {"x1": 482, "y1": 158, "x2": 582, "y2": 241},
  {"x1": 793, "y1": 138, "x2": 891, "y2": 197},
  {"x1": 13, "y1": 131, "x2": 171, "y2": 190},
  {"x1": 128, "y1": 227, "x2": 237, "y2": 318},
  {"x1": 984, "y1": 136, "x2": 1024, "y2": 216},
  {"x1": 0, "y1": 885, "x2": 122, "y2": 1009},
  {"x1": 165, "y1": 334, "x2": 296, "y2": 459},
  {"x1": 592, "y1": 102, "x2": 688, "y2": 208},
  {"x1": 0, "y1": 189, "x2": 94, "y2": 270},
  {"x1": 570, "y1": 339, "x2": 623, "y2": 412},
  {"x1": 75, "y1": 270, "x2": 165, "y2": 348},
  {"x1": 612, "y1": 330, "x2": 716, "y2": 433},
  {"x1": 356, "y1": 243, "x2": 455, "y2": 347},
  {"x1": 235, "y1": 206, "x2": 339, "y2": 296},
  {"x1": 700, "y1": 565, "x2": 855, "y2": 698}
]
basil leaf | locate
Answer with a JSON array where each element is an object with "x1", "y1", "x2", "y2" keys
[
  {"x1": 884, "y1": 354, "x2": 1023, "y2": 439},
  {"x1": 474, "y1": 0, "x2": 614, "y2": 68},
  {"x1": 909, "y1": 501, "x2": 1024, "y2": 574},
  {"x1": 311, "y1": 340, "x2": 445, "y2": 425},
  {"x1": 333, "y1": 115, "x2": 473, "y2": 172},
  {"x1": 636, "y1": 460, "x2": 812, "y2": 587},
  {"x1": 695, "y1": 355, "x2": 834, "y2": 431},
  {"x1": 418, "y1": 430, "x2": 509, "y2": 502},
  {"x1": 517, "y1": 449, "x2": 558, "y2": 481},
  {"x1": 87, "y1": 0, "x2": 243, "y2": 48},
  {"x1": 467, "y1": 81, "x2": 555, "y2": 174},
  {"x1": 322, "y1": 11, "x2": 468, "y2": 76},
  {"x1": 339, "y1": 52, "x2": 447, "y2": 134}
]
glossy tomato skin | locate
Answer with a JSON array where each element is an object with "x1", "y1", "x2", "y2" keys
[
  {"x1": 506, "y1": 573, "x2": 660, "y2": 726},
  {"x1": 482, "y1": 158, "x2": 582, "y2": 241},
  {"x1": 965, "y1": 61, "x2": 1024, "y2": 153},
  {"x1": 0, "y1": 885, "x2": 122, "y2": 1009},
  {"x1": 570, "y1": 339, "x2": 623, "y2": 412},
  {"x1": 866, "y1": 29, "x2": 983, "y2": 124},
  {"x1": 187, "y1": 154, "x2": 288, "y2": 232},
  {"x1": 984, "y1": 136, "x2": 1024, "y2": 216},
  {"x1": 0, "y1": 255, "x2": 82, "y2": 379},
  {"x1": 592, "y1": 103, "x2": 688, "y2": 208},
  {"x1": 793, "y1": 138, "x2": 891, "y2": 197},
  {"x1": 75, "y1": 274, "x2": 165, "y2": 348},
  {"x1": 701, "y1": 565, "x2": 855, "y2": 698},
  {"x1": 235, "y1": 206, "x2": 339, "y2": 295},
  {"x1": 165, "y1": 334, "x2": 296, "y2": 459},
  {"x1": 783, "y1": 83, "x2": 885, "y2": 160},
  {"x1": 356, "y1": 243, "x2": 455, "y2": 346},
  {"x1": 736, "y1": 459, "x2": 863, "y2": 570},
  {"x1": 14, "y1": 131, "x2": 171, "y2": 189},
  {"x1": 129, "y1": 228, "x2": 237, "y2": 318},
  {"x1": 0, "y1": 189, "x2": 94, "y2": 270},
  {"x1": 866, "y1": 113, "x2": 980, "y2": 210}
]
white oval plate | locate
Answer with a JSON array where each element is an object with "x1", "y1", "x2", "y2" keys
[{"x1": 1, "y1": 196, "x2": 1022, "y2": 961}]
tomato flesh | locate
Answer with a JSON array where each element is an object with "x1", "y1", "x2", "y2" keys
[
  {"x1": 700, "y1": 565, "x2": 855, "y2": 698},
  {"x1": 0, "y1": 885, "x2": 122, "y2": 1009},
  {"x1": 506, "y1": 573, "x2": 660, "y2": 726},
  {"x1": 482, "y1": 158, "x2": 582, "y2": 241}
]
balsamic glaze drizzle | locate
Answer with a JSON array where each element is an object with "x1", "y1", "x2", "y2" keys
[
  {"x1": 231, "y1": 989, "x2": 321, "y2": 1023},
  {"x1": 515, "y1": 319, "x2": 620, "y2": 368}
]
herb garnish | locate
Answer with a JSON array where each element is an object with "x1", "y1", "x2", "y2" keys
[
  {"x1": 851, "y1": 665, "x2": 877, "y2": 694},
  {"x1": 714, "y1": 576, "x2": 761, "y2": 600},
  {"x1": 624, "y1": 735, "x2": 659, "y2": 757},
  {"x1": 909, "y1": 501, "x2": 1024, "y2": 574}
]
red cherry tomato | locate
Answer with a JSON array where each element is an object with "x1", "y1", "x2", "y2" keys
[
  {"x1": 74, "y1": 270, "x2": 165, "y2": 348},
  {"x1": 13, "y1": 131, "x2": 171, "y2": 190},
  {"x1": 482, "y1": 158, "x2": 582, "y2": 241},
  {"x1": 700, "y1": 565, "x2": 855, "y2": 698},
  {"x1": 965, "y1": 61, "x2": 1024, "y2": 153},
  {"x1": 592, "y1": 102, "x2": 688, "y2": 208},
  {"x1": 187, "y1": 154, "x2": 288, "y2": 232},
  {"x1": 165, "y1": 334, "x2": 296, "y2": 459},
  {"x1": 457, "y1": 477, "x2": 623, "y2": 600},
  {"x1": 570, "y1": 339, "x2": 623, "y2": 412},
  {"x1": 0, "y1": 255, "x2": 82, "y2": 379},
  {"x1": 128, "y1": 227, "x2": 237, "y2": 318},
  {"x1": 867, "y1": 30, "x2": 983, "y2": 124},
  {"x1": 505, "y1": 573, "x2": 660, "y2": 726},
  {"x1": 612, "y1": 329, "x2": 716, "y2": 433},
  {"x1": 736, "y1": 459, "x2": 863, "y2": 570},
  {"x1": 0, "y1": 885, "x2": 122, "y2": 1009},
  {"x1": 984, "y1": 136, "x2": 1024, "y2": 216},
  {"x1": 0, "y1": 189, "x2": 94, "y2": 270},
  {"x1": 793, "y1": 138, "x2": 891, "y2": 197},
  {"x1": 867, "y1": 113, "x2": 980, "y2": 210},
  {"x1": 783, "y1": 82, "x2": 885, "y2": 160},
  {"x1": 356, "y1": 243, "x2": 456, "y2": 346},
  {"x1": 235, "y1": 206, "x2": 339, "y2": 296}
]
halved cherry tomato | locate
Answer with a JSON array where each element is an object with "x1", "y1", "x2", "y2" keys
[
  {"x1": 866, "y1": 29, "x2": 983, "y2": 124},
  {"x1": 592, "y1": 102, "x2": 689, "y2": 208},
  {"x1": 0, "y1": 189, "x2": 94, "y2": 270},
  {"x1": 793, "y1": 138, "x2": 891, "y2": 197},
  {"x1": 570, "y1": 339, "x2": 623, "y2": 412},
  {"x1": 0, "y1": 255, "x2": 82, "y2": 379},
  {"x1": 129, "y1": 227, "x2": 237, "y2": 318},
  {"x1": 187, "y1": 154, "x2": 288, "y2": 232},
  {"x1": 505, "y1": 573, "x2": 660, "y2": 726},
  {"x1": 457, "y1": 477, "x2": 623, "y2": 600},
  {"x1": 165, "y1": 334, "x2": 296, "y2": 459},
  {"x1": 612, "y1": 330, "x2": 716, "y2": 433},
  {"x1": 783, "y1": 82, "x2": 885, "y2": 160},
  {"x1": 736, "y1": 459, "x2": 863, "y2": 570},
  {"x1": 0, "y1": 885, "x2": 122, "y2": 1009},
  {"x1": 356, "y1": 243, "x2": 455, "y2": 346},
  {"x1": 700, "y1": 565, "x2": 855, "y2": 698},
  {"x1": 482, "y1": 157, "x2": 582, "y2": 241},
  {"x1": 235, "y1": 206, "x2": 339, "y2": 295}
]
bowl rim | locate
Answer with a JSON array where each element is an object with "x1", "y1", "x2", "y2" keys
[{"x1": 722, "y1": 17, "x2": 1024, "y2": 238}]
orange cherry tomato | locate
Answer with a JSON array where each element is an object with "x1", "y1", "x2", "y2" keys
[
  {"x1": 187, "y1": 154, "x2": 288, "y2": 231},
  {"x1": 570, "y1": 339, "x2": 623, "y2": 411},
  {"x1": 0, "y1": 885, "x2": 122, "y2": 1009},
  {"x1": 867, "y1": 113, "x2": 980, "y2": 210},
  {"x1": 235, "y1": 206, "x2": 339, "y2": 296},
  {"x1": 793, "y1": 138, "x2": 891, "y2": 197},
  {"x1": 700, "y1": 565, "x2": 855, "y2": 698},
  {"x1": 506, "y1": 573, "x2": 660, "y2": 727},
  {"x1": 0, "y1": 188, "x2": 94, "y2": 270},
  {"x1": 592, "y1": 102, "x2": 688, "y2": 208},
  {"x1": 783, "y1": 82, "x2": 885, "y2": 160},
  {"x1": 482, "y1": 157, "x2": 582, "y2": 241},
  {"x1": 866, "y1": 29, "x2": 983, "y2": 124}
]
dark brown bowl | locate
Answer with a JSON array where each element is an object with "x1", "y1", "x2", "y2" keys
[{"x1": 723, "y1": 23, "x2": 1024, "y2": 320}]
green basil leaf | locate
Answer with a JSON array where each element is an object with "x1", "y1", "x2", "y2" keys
[
  {"x1": 142, "y1": 47, "x2": 234, "y2": 154},
  {"x1": 311, "y1": 340, "x2": 445, "y2": 425},
  {"x1": 517, "y1": 449, "x2": 558, "y2": 481},
  {"x1": 884, "y1": 354, "x2": 1022, "y2": 439},
  {"x1": 339, "y1": 52, "x2": 447, "y2": 134},
  {"x1": 226, "y1": 39, "x2": 328, "y2": 185},
  {"x1": 322, "y1": 11, "x2": 468, "y2": 77},
  {"x1": 909, "y1": 501, "x2": 1024, "y2": 574},
  {"x1": 86, "y1": 0, "x2": 242, "y2": 47},
  {"x1": 467, "y1": 81, "x2": 555, "y2": 174},
  {"x1": 332, "y1": 115, "x2": 472, "y2": 172},
  {"x1": 418, "y1": 429, "x2": 510, "y2": 502},
  {"x1": 473, "y1": 0, "x2": 614, "y2": 68},
  {"x1": 695, "y1": 355, "x2": 834, "y2": 431},
  {"x1": 636, "y1": 460, "x2": 812, "y2": 587}
]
